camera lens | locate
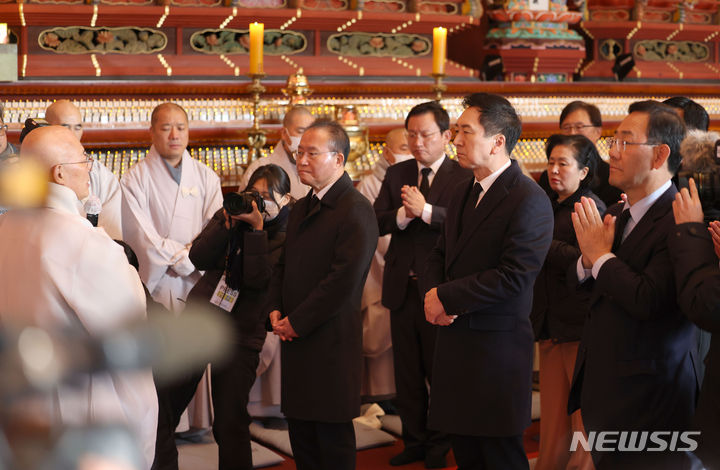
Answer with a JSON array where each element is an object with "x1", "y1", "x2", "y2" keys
[{"x1": 222, "y1": 191, "x2": 266, "y2": 216}]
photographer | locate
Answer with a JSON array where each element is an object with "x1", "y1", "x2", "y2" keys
[
  {"x1": 153, "y1": 164, "x2": 292, "y2": 470},
  {"x1": 670, "y1": 177, "x2": 720, "y2": 470}
]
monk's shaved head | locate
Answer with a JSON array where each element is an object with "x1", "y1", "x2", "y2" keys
[
  {"x1": 21, "y1": 125, "x2": 91, "y2": 200},
  {"x1": 45, "y1": 100, "x2": 84, "y2": 141},
  {"x1": 151, "y1": 103, "x2": 188, "y2": 128}
]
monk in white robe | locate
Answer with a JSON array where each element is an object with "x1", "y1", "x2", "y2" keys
[
  {"x1": 120, "y1": 103, "x2": 222, "y2": 313},
  {"x1": 45, "y1": 99, "x2": 123, "y2": 239},
  {"x1": 239, "y1": 105, "x2": 314, "y2": 200},
  {"x1": 0, "y1": 126, "x2": 158, "y2": 469},
  {"x1": 356, "y1": 128, "x2": 412, "y2": 400}
]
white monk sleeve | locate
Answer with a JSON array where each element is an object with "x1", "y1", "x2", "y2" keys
[{"x1": 120, "y1": 174, "x2": 195, "y2": 293}]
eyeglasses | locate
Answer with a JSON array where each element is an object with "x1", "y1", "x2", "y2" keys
[
  {"x1": 607, "y1": 137, "x2": 658, "y2": 153},
  {"x1": 56, "y1": 152, "x2": 94, "y2": 170},
  {"x1": 407, "y1": 130, "x2": 440, "y2": 141},
  {"x1": 560, "y1": 124, "x2": 598, "y2": 132},
  {"x1": 292, "y1": 150, "x2": 337, "y2": 160},
  {"x1": 0, "y1": 125, "x2": 7, "y2": 136}
]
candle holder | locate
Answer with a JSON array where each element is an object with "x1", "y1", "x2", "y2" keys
[
  {"x1": 431, "y1": 73, "x2": 447, "y2": 102},
  {"x1": 247, "y1": 73, "x2": 267, "y2": 163},
  {"x1": 282, "y1": 70, "x2": 313, "y2": 106}
]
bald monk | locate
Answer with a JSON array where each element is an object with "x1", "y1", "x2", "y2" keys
[
  {"x1": 0, "y1": 126, "x2": 158, "y2": 468},
  {"x1": 45, "y1": 99, "x2": 123, "y2": 239},
  {"x1": 239, "y1": 105, "x2": 315, "y2": 200}
]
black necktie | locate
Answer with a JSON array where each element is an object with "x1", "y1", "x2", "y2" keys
[
  {"x1": 307, "y1": 195, "x2": 320, "y2": 215},
  {"x1": 419, "y1": 167, "x2": 432, "y2": 198},
  {"x1": 611, "y1": 209, "x2": 631, "y2": 253},
  {"x1": 461, "y1": 182, "x2": 483, "y2": 232}
]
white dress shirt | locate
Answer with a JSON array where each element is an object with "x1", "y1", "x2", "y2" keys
[{"x1": 396, "y1": 155, "x2": 446, "y2": 229}]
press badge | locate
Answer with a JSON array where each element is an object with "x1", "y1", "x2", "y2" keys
[{"x1": 210, "y1": 274, "x2": 239, "y2": 312}]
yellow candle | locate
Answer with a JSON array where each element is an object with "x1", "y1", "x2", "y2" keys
[
  {"x1": 0, "y1": 24, "x2": 7, "y2": 45},
  {"x1": 249, "y1": 22, "x2": 264, "y2": 75},
  {"x1": 432, "y1": 27, "x2": 447, "y2": 75}
]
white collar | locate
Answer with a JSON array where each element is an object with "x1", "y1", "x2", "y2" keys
[
  {"x1": 46, "y1": 182, "x2": 86, "y2": 218},
  {"x1": 313, "y1": 173, "x2": 343, "y2": 200},
  {"x1": 622, "y1": 179, "x2": 672, "y2": 223},
  {"x1": 417, "y1": 155, "x2": 446, "y2": 175},
  {"x1": 475, "y1": 159, "x2": 511, "y2": 193}
]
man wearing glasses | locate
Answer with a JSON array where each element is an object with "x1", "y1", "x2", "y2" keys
[
  {"x1": 570, "y1": 101, "x2": 699, "y2": 469},
  {"x1": 45, "y1": 99, "x2": 123, "y2": 239},
  {"x1": 538, "y1": 101, "x2": 622, "y2": 207},
  {"x1": 0, "y1": 125, "x2": 158, "y2": 468},
  {"x1": 268, "y1": 120, "x2": 378, "y2": 470},
  {"x1": 373, "y1": 101, "x2": 470, "y2": 468}
]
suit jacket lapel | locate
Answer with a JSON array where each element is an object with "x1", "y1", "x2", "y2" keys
[
  {"x1": 447, "y1": 161, "x2": 518, "y2": 269},
  {"x1": 616, "y1": 185, "x2": 677, "y2": 258},
  {"x1": 300, "y1": 172, "x2": 352, "y2": 224},
  {"x1": 426, "y1": 156, "x2": 453, "y2": 204}
]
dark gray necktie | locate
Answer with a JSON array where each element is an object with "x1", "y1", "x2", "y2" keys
[
  {"x1": 419, "y1": 167, "x2": 432, "y2": 198},
  {"x1": 307, "y1": 195, "x2": 320, "y2": 215},
  {"x1": 611, "y1": 209, "x2": 631, "y2": 252}
]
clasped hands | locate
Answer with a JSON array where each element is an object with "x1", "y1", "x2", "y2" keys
[
  {"x1": 401, "y1": 185, "x2": 426, "y2": 218},
  {"x1": 673, "y1": 177, "x2": 720, "y2": 259},
  {"x1": 424, "y1": 287, "x2": 456, "y2": 326},
  {"x1": 269, "y1": 310, "x2": 298, "y2": 341},
  {"x1": 571, "y1": 196, "x2": 615, "y2": 269}
]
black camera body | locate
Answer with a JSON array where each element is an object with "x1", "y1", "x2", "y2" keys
[
  {"x1": 677, "y1": 138, "x2": 720, "y2": 223},
  {"x1": 223, "y1": 190, "x2": 265, "y2": 216}
]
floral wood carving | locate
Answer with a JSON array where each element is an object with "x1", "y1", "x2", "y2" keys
[
  {"x1": 327, "y1": 33, "x2": 431, "y2": 57},
  {"x1": 191, "y1": 29, "x2": 307, "y2": 55},
  {"x1": 38, "y1": 27, "x2": 167, "y2": 54}
]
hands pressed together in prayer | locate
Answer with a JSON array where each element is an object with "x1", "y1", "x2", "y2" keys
[
  {"x1": 401, "y1": 185, "x2": 426, "y2": 218},
  {"x1": 673, "y1": 177, "x2": 720, "y2": 260},
  {"x1": 269, "y1": 310, "x2": 299, "y2": 341},
  {"x1": 424, "y1": 287, "x2": 457, "y2": 326},
  {"x1": 571, "y1": 196, "x2": 615, "y2": 269}
]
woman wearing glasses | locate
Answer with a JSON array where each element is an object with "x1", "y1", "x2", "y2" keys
[
  {"x1": 154, "y1": 164, "x2": 292, "y2": 470},
  {"x1": 531, "y1": 134, "x2": 606, "y2": 470}
]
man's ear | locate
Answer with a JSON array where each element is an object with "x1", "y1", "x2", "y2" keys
[
  {"x1": 491, "y1": 134, "x2": 506, "y2": 155},
  {"x1": 336, "y1": 152, "x2": 346, "y2": 167},
  {"x1": 51, "y1": 164, "x2": 64, "y2": 185},
  {"x1": 652, "y1": 143, "x2": 671, "y2": 170}
]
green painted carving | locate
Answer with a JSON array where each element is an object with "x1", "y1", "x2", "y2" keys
[
  {"x1": 633, "y1": 40, "x2": 709, "y2": 62},
  {"x1": 487, "y1": 23, "x2": 583, "y2": 40},
  {"x1": 190, "y1": 29, "x2": 307, "y2": 55},
  {"x1": 38, "y1": 27, "x2": 166, "y2": 54},
  {"x1": 327, "y1": 33, "x2": 431, "y2": 57}
]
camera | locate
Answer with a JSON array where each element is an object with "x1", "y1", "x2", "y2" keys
[
  {"x1": 677, "y1": 130, "x2": 720, "y2": 223},
  {"x1": 223, "y1": 190, "x2": 265, "y2": 216}
]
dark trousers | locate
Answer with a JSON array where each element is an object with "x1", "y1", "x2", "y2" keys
[
  {"x1": 390, "y1": 277, "x2": 450, "y2": 459},
  {"x1": 151, "y1": 345, "x2": 260, "y2": 470},
  {"x1": 287, "y1": 418, "x2": 356, "y2": 470},
  {"x1": 451, "y1": 434, "x2": 529, "y2": 470}
]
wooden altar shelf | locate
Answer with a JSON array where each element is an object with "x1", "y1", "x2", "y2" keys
[
  {"x1": 1, "y1": 4, "x2": 478, "y2": 30},
  {"x1": 1, "y1": 3, "x2": 479, "y2": 78},
  {"x1": 20, "y1": 54, "x2": 478, "y2": 78}
]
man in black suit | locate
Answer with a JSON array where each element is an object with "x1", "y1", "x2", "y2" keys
[
  {"x1": 669, "y1": 178, "x2": 719, "y2": 470},
  {"x1": 268, "y1": 120, "x2": 378, "y2": 470},
  {"x1": 374, "y1": 101, "x2": 470, "y2": 468},
  {"x1": 569, "y1": 100, "x2": 698, "y2": 469},
  {"x1": 423, "y1": 93, "x2": 554, "y2": 469}
]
